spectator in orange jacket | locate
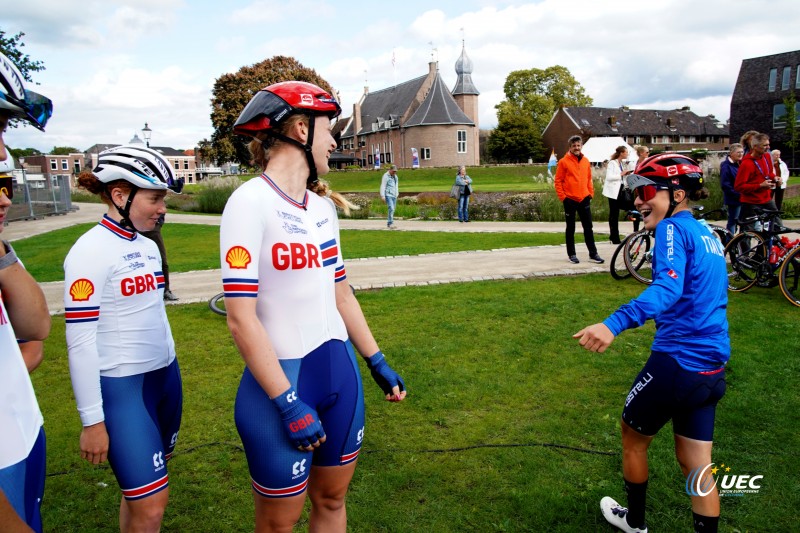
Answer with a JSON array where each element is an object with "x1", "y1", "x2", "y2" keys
[{"x1": 554, "y1": 135, "x2": 604, "y2": 264}]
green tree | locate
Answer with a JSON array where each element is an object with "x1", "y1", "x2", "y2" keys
[
  {"x1": 783, "y1": 92, "x2": 798, "y2": 168},
  {"x1": 209, "y1": 56, "x2": 335, "y2": 165},
  {"x1": 502, "y1": 65, "x2": 593, "y2": 133},
  {"x1": 0, "y1": 31, "x2": 46, "y2": 130},
  {"x1": 51, "y1": 146, "x2": 79, "y2": 155},
  {"x1": 487, "y1": 102, "x2": 543, "y2": 163},
  {"x1": 8, "y1": 147, "x2": 42, "y2": 158},
  {"x1": 0, "y1": 31, "x2": 45, "y2": 83}
]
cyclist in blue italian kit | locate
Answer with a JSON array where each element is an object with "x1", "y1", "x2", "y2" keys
[{"x1": 574, "y1": 154, "x2": 729, "y2": 533}]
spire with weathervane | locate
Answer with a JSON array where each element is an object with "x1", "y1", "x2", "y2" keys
[{"x1": 451, "y1": 38, "x2": 479, "y2": 128}]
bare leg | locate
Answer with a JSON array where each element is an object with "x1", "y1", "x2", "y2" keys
[
  {"x1": 119, "y1": 487, "x2": 169, "y2": 533},
  {"x1": 621, "y1": 420, "x2": 654, "y2": 483},
  {"x1": 675, "y1": 434, "x2": 719, "y2": 517},
  {"x1": 251, "y1": 490, "x2": 306, "y2": 533},
  {"x1": 308, "y1": 463, "x2": 357, "y2": 533}
]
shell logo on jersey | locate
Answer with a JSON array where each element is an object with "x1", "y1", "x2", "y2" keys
[
  {"x1": 226, "y1": 246, "x2": 252, "y2": 269},
  {"x1": 69, "y1": 278, "x2": 95, "y2": 301}
]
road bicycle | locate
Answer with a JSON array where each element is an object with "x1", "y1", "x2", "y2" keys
[
  {"x1": 724, "y1": 208, "x2": 800, "y2": 305},
  {"x1": 209, "y1": 292, "x2": 227, "y2": 316},
  {"x1": 610, "y1": 210, "x2": 644, "y2": 280},
  {"x1": 613, "y1": 206, "x2": 730, "y2": 285}
]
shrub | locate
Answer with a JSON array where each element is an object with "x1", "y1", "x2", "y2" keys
[{"x1": 196, "y1": 176, "x2": 242, "y2": 214}]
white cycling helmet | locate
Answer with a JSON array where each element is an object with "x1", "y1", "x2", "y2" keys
[
  {"x1": 0, "y1": 52, "x2": 53, "y2": 131},
  {"x1": 94, "y1": 145, "x2": 173, "y2": 190},
  {"x1": 0, "y1": 147, "x2": 15, "y2": 175}
]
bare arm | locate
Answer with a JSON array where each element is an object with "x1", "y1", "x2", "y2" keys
[
  {"x1": 225, "y1": 297, "x2": 290, "y2": 398},
  {"x1": 19, "y1": 340, "x2": 44, "y2": 373},
  {"x1": 0, "y1": 489, "x2": 33, "y2": 533},
  {"x1": 0, "y1": 244, "x2": 50, "y2": 341},
  {"x1": 335, "y1": 281, "x2": 380, "y2": 357}
]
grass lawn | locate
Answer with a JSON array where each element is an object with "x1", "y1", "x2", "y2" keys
[
  {"x1": 36, "y1": 274, "x2": 799, "y2": 531},
  {"x1": 14, "y1": 224, "x2": 585, "y2": 282}
]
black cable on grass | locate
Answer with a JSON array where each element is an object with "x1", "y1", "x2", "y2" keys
[{"x1": 47, "y1": 440, "x2": 612, "y2": 477}]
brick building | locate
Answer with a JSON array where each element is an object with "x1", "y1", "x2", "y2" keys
[
  {"x1": 730, "y1": 49, "x2": 800, "y2": 157},
  {"x1": 337, "y1": 43, "x2": 480, "y2": 169},
  {"x1": 542, "y1": 106, "x2": 729, "y2": 159}
]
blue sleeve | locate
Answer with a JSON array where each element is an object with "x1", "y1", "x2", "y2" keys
[{"x1": 603, "y1": 220, "x2": 686, "y2": 335}]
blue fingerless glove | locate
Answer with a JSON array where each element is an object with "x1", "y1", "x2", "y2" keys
[
  {"x1": 364, "y1": 351, "x2": 405, "y2": 396},
  {"x1": 271, "y1": 386, "x2": 325, "y2": 448}
]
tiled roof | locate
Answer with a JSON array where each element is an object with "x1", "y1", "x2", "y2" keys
[
  {"x1": 405, "y1": 73, "x2": 473, "y2": 127},
  {"x1": 355, "y1": 74, "x2": 428, "y2": 135},
  {"x1": 563, "y1": 106, "x2": 729, "y2": 136}
]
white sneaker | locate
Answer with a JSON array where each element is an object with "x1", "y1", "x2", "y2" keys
[{"x1": 600, "y1": 497, "x2": 647, "y2": 533}]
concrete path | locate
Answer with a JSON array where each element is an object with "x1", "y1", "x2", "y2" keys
[{"x1": 7, "y1": 203, "x2": 796, "y2": 315}]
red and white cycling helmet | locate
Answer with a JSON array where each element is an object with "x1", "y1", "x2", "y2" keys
[
  {"x1": 233, "y1": 81, "x2": 341, "y2": 136},
  {"x1": 629, "y1": 153, "x2": 704, "y2": 191},
  {"x1": 234, "y1": 81, "x2": 341, "y2": 183}
]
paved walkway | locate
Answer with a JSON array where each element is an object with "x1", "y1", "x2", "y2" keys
[{"x1": 7, "y1": 203, "x2": 796, "y2": 315}]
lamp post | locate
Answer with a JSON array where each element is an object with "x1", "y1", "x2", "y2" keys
[{"x1": 142, "y1": 122, "x2": 152, "y2": 148}]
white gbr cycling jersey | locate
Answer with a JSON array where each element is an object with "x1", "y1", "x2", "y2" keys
[
  {"x1": 64, "y1": 216, "x2": 176, "y2": 426},
  {"x1": 220, "y1": 174, "x2": 348, "y2": 359},
  {"x1": 0, "y1": 293, "x2": 43, "y2": 469}
]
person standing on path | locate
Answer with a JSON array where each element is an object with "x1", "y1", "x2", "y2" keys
[
  {"x1": 380, "y1": 164, "x2": 399, "y2": 229},
  {"x1": 719, "y1": 143, "x2": 743, "y2": 235},
  {"x1": 603, "y1": 146, "x2": 634, "y2": 244},
  {"x1": 554, "y1": 135, "x2": 604, "y2": 264},
  {"x1": 455, "y1": 166, "x2": 472, "y2": 223}
]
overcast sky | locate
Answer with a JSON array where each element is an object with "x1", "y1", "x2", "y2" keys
[{"x1": 2, "y1": 0, "x2": 798, "y2": 153}]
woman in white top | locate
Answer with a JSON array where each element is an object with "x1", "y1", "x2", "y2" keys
[{"x1": 602, "y1": 146, "x2": 634, "y2": 244}]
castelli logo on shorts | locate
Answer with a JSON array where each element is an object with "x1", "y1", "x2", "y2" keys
[
  {"x1": 69, "y1": 279, "x2": 95, "y2": 301},
  {"x1": 226, "y1": 246, "x2": 252, "y2": 269}
]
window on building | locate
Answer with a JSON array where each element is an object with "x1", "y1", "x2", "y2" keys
[
  {"x1": 173, "y1": 161, "x2": 179, "y2": 170},
  {"x1": 368, "y1": 154, "x2": 373, "y2": 165},
  {"x1": 184, "y1": 160, "x2": 189, "y2": 170},
  {"x1": 773, "y1": 103, "x2": 787, "y2": 127},
  {"x1": 457, "y1": 130, "x2": 467, "y2": 153},
  {"x1": 768, "y1": 68, "x2": 777, "y2": 91},
  {"x1": 421, "y1": 148, "x2": 431, "y2": 160},
  {"x1": 782, "y1": 66, "x2": 791, "y2": 90},
  {"x1": 50, "y1": 160, "x2": 57, "y2": 170},
  {"x1": 73, "y1": 160, "x2": 81, "y2": 174},
  {"x1": 797, "y1": 65, "x2": 800, "y2": 89},
  {"x1": 61, "y1": 159, "x2": 68, "y2": 170}
]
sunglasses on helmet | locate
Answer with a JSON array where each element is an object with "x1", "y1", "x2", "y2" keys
[
  {"x1": 0, "y1": 88, "x2": 53, "y2": 131},
  {"x1": 632, "y1": 184, "x2": 671, "y2": 202},
  {"x1": 0, "y1": 176, "x2": 13, "y2": 200}
]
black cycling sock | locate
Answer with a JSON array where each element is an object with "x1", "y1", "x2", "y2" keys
[
  {"x1": 623, "y1": 478, "x2": 647, "y2": 529},
  {"x1": 693, "y1": 512, "x2": 719, "y2": 533}
]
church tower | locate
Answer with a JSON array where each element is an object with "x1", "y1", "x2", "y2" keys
[{"x1": 451, "y1": 41, "x2": 479, "y2": 127}]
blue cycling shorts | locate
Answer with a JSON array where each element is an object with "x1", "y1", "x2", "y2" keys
[
  {"x1": 235, "y1": 339, "x2": 365, "y2": 498},
  {"x1": 0, "y1": 427, "x2": 45, "y2": 532},
  {"x1": 101, "y1": 359, "x2": 183, "y2": 500},
  {"x1": 622, "y1": 351, "x2": 726, "y2": 441}
]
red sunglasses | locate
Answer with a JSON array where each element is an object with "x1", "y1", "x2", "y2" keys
[
  {"x1": 632, "y1": 184, "x2": 670, "y2": 202},
  {"x1": 0, "y1": 177, "x2": 13, "y2": 200}
]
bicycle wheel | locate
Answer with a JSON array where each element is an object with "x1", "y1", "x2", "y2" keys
[
  {"x1": 709, "y1": 225, "x2": 731, "y2": 247},
  {"x1": 208, "y1": 292, "x2": 227, "y2": 316},
  {"x1": 623, "y1": 230, "x2": 653, "y2": 285},
  {"x1": 610, "y1": 236, "x2": 633, "y2": 280},
  {"x1": 779, "y1": 246, "x2": 800, "y2": 306},
  {"x1": 724, "y1": 232, "x2": 766, "y2": 292}
]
